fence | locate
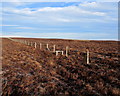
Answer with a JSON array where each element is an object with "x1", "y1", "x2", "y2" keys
[{"x1": 8, "y1": 38, "x2": 90, "y2": 64}]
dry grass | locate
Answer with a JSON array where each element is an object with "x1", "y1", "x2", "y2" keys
[{"x1": 2, "y1": 38, "x2": 119, "y2": 96}]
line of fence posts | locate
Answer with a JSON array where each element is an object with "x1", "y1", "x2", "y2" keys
[{"x1": 10, "y1": 39, "x2": 90, "y2": 64}]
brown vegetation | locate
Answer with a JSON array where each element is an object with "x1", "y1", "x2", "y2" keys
[{"x1": 1, "y1": 38, "x2": 120, "y2": 96}]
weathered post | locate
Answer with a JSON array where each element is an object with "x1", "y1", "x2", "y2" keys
[
  {"x1": 35, "y1": 42, "x2": 37, "y2": 48},
  {"x1": 28, "y1": 42, "x2": 30, "y2": 46},
  {"x1": 56, "y1": 51, "x2": 64, "y2": 56},
  {"x1": 86, "y1": 48, "x2": 90, "y2": 64},
  {"x1": 46, "y1": 44, "x2": 50, "y2": 50},
  {"x1": 62, "y1": 51, "x2": 64, "y2": 55},
  {"x1": 56, "y1": 51, "x2": 58, "y2": 56},
  {"x1": 27, "y1": 41, "x2": 28, "y2": 45},
  {"x1": 66, "y1": 46, "x2": 69, "y2": 57},
  {"x1": 25, "y1": 40, "x2": 27, "y2": 44},
  {"x1": 40, "y1": 43, "x2": 42, "y2": 49},
  {"x1": 31, "y1": 42, "x2": 32, "y2": 46},
  {"x1": 47, "y1": 44, "x2": 49, "y2": 49},
  {"x1": 53, "y1": 45, "x2": 56, "y2": 52},
  {"x1": 28, "y1": 42, "x2": 29, "y2": 46},
  {"x1": 26, "y1": 41, "x2": 28, "y2": 45},
  {"x1": 24, "y1": 40, "x2": 26, "y2": 44}
]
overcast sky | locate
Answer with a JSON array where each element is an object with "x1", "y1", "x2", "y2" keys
[{"x1": 0, "y1": 0, "x2": 118, "y2": 40}]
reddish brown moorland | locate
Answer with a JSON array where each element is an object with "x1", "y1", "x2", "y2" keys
[{"x1": 1, "y1": 38, "x2": 120, "y2": 96}]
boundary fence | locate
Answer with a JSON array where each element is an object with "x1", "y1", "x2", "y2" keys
[{"x1": 8, "y1": 38, "x2": 90, "y2": 64}]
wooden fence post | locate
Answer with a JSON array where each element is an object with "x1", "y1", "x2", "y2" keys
[
  {"x1": 46, "y1": 44, "x2": 50, "y2": 50},
  {"x1": 56, "y1": 51, "x2": 58, "y2": 56},
  {"x1": 35, "y1": 42, "x2": 37, "y2": 48},
  {"x1": 28, "y1": 42, "x2": 30, "y2": 46},
  {"x1": 62, "y1": 51, "x2": 64, "y2": 55},
  {"x1": 56, "y1": 51, "x2": 64, "y2": 56},
  {"x1": 26, "y1": 41, "x2": 27, "y2": 45},
  {"x1": 25, "y1": 40, "x2": 27, "y2": 45},
  {"x1": 31, "y1": 42, "x2": 32, "y2": 46},
  {"x1": 53, "y1": 45, "x2": 56, "y2": 52},
  {"x1": 40, "y1": 43, "x2": 42, "y2": 49},
  {"x1": 47, "y1": 44, "x2": 49, "y2": 49},
  {"x1": 86, "y1": 49, "x2": 90, "y2": 64},
  {"x1": 66, "y1": 46, "x2": 69, "y2": 57}
]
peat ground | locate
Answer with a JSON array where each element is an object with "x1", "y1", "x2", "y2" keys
[{"x1": 1, "y1": 38, "x2": 120, "y2": 96}]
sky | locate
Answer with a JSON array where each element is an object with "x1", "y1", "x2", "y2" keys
[{"x1": 0, "y1": 0, "x2": 118, "y2": 40}]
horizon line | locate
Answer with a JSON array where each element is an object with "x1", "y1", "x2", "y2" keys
[{"x1": 0, "y1": 36, "x2": 119, "y2": 41}]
